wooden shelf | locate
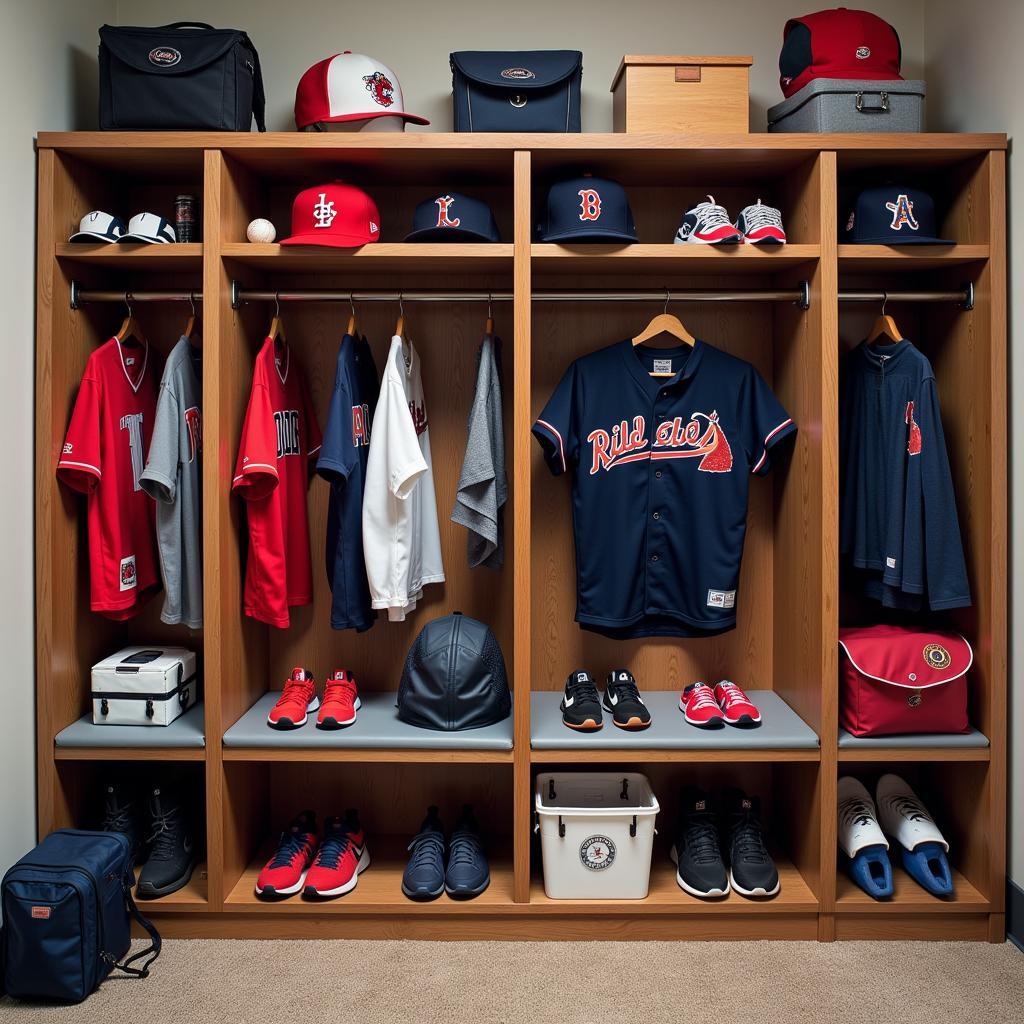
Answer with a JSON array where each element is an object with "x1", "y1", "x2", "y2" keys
[
  {"x1": 835, "y1": 864, "x2": 989, "y2": 914},
  {"x1": 221, "y1": 242, "x2": 513, "y2": 273},
  {"x1": 532, "y1": 243, "x2": 820, "y2": 274},
  {"x1": 135, "y1": 862, "x2": 209, "y2": 913},
  {"x1": 222, "y1": 747, "x2": 513, "y2": 764},
  {"x1": 225, "y1": 838, "x2": 514, "y2": 914},
  {"x1": 56, "y1": 242, "x2": 203, "y2": 269},
  {"x1": 54, "y1": 746, "x2": 206, "y2": 761},
  {"x1": 838, "y1": 244, "x2": 989, "y2": 270}
]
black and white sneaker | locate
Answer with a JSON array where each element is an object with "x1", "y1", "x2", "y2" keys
[
  {"x1": 674, "y1": 195, "x2": 744, "y2": 245},
  {"x1": 670, "y1": 788, "x2": 729, "y2": 898},
  {"x1": 136, "y1": 786, "x2": 197, "y2": 899},
  {"x1": 560, "y1": 670, "x2": 603, "y2": 731},
  {"x1": 722, "y1": 788, "x2": 779, "y2": 898},
  {"x1": 734, "y1": 200, "x2": 787, "y2": 245},
  {"x1": 602, "y1": 670, "x2": 652, "y2": 730}
]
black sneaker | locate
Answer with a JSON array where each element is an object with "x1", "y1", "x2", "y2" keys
[
  {"x1": 100, "y1": 783, "x2": 143, "y2": 866},
  {"x1": 136, "y1": 787, "x2": 197, "y2": 899},
  {"x1": 603, "y1": 670, "x2": 652, "y2": 730},
  {"x1": 445, "y1": 805, "x2": 490, "y2": 899},
  {"x1": 670, "y1": 787, "x2": 729, "y2": 898},
  {"x1": 560, "y1": 670, "x2": 603, "y2": 731},
  {"x1": 402, "y1": 806, "x2": 446, "y2": 901},
  {"x1": 722, "y1": 789, "x2": 779, "y2": 898}
]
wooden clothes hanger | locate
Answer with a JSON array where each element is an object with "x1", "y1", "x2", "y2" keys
[
  {"x1": 867, "y1": 292, "x2": 904, "y2": 344},
  {"x1": 268, "y1": 292, "x2": 286, "y2": 345},
  {"x1": 394, "y1": 292, "x2": 406, "y2": 341},
  {"x1": 115, "y1": 294, "x2": 146, "y2": 348},
  {"x1": 347, "y1": 295, "x2": 358, "y2": 337},
  {"x1": 485, "y1": 293, "x2": 494, "y2": 336},
  {"x1": 632, "y1": 291, "x2": 695, "y2": 377},
  {"x1": 183, "y1": 292, "x2": 200, "y2": 348}
]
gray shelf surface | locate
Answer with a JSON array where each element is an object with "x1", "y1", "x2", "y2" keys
[
  {"x1": 223, "y1": 691, "x2": 514, "y2": 750},
  {"x1": 838, "y1": 727, "x2": 990, "y2": 749},
  {"x1": 55, "y1": 703, "x2": 206, "y2": 748},
  {"x1": 531, "y1": 690, "x2": 819, "y2": 750}
]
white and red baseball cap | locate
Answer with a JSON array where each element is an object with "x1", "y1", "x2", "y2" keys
[
  {"x1": 279, "y1": 182, "x2": 381, "y2": 248},
  {"x1": 294, "y1": 52, "x2": 429, "y2": 130}
]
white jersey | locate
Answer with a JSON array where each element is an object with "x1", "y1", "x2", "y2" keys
[{"x1": 362, "y1": 335, "x2": 444, "y2": 620}]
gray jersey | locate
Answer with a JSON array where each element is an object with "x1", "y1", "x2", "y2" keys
[{"x1": 140, "y1": 337, "x2": 203, "y2": 628}]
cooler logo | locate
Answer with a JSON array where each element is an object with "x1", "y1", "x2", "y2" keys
[
  {"x1": 923, "y1": 643, "x2": 951, "y2": 670},
  {"x1": 886, "y1": 194, "x2": 920, "y2": 232},
  {"x1": 312, "y1": 193, "x2": 338, "y2": 229},
  {"x1": 434, "y1": 195, "x2": 461, "y2": 229},
  {"x1": 184, "y1": 406, "x2": 202, "y2": 464},
  {"x1": 148, "y1": 47, "x2": 181, "y2": 67},
  {"x1": 352, "y1": 403, "x2": 370, "y2": 447},
  {"x1": 119, "y1": 555, "x2": 137, "y2": 592},
  {"x1": 501, "y1": 67, "x2": 536, "y2": 80},
  {"x1": 274, "y1": 410, "x2": 301, "y2": 457},
  {"x1": 905, "y1": 401, "x2": 922, "y2": 455},
  {"x1": 579, "y1": 835, "x2": 616, "y2": 871},
  {"x1": 586, "y1": 412, "x2": 733, "y2": 474},
  {"x1": 578, "y1": 189, "x2": 602, "y2": 222},
  {"x1": 856, "y1": 46, "x2": 871, "y2": 59},
  {"x1": 363, "y1": 71, "x2": 395, "y2": 107},
  {"x1": 409, "y1": 400, "x2": 428, "y2": 436}
]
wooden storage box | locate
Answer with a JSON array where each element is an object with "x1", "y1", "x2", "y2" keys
[{"x1": 611, "y1": 55, "x2": 752, "y2": 133}]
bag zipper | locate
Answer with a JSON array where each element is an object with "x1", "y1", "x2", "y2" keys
[{"x1": 447, "y1": 614, "x2": 461, "y2": 730}]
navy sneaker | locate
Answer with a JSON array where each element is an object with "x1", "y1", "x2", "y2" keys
[
  {"x1": 722, "y1": 788, "x2": 780, "y2": 898},
  {"x1": 402, "y1": 806, "x2": 446, "y2": 901},
  {"x1": 136, "y1": 787, "x2": 197, "y2": 899},
  {"x1": 100, "y1": 782, "x2": 143, "y2": 866},
  {"x1": 670, "y1": 787, "x2": 728, "y2": 898},
  {"x1": 445, "y1": 805, "x2": 490, "y2": 899}
]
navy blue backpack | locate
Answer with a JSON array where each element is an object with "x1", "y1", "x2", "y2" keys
[{"x1": 1, "y1": 830, "x2": 161, "y2": 1003}]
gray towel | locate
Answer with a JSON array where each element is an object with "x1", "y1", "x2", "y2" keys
[{"x1": 451, "y1": 335, "x2": 507, "y2": 568}]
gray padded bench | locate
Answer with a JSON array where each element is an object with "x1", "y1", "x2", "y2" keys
[
  {"x1": 223, "y1": 691, "x2": 514, "y2": 750},
  {"x1": 531, "y1": 690, "x2": 819, "y2": 749},
  {"x1": 55, "y1": 703, "x2": 206, "y2": 749},
  {"x1": 838, "y1": 727, "x2": 990, "y2": 749}
]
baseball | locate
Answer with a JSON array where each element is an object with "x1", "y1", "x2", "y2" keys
[{"x1": 246, "y1": 218, "x2": 276, "y2": 243}]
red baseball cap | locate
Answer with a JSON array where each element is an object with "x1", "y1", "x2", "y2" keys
[
  {"x1": 279, "y1": 183, "x2": 381, "y2": 247},
  {"x1": 780, "y1": 8, "x2": 902, "y2": 98}
]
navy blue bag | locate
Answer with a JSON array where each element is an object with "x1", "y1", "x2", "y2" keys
[
  {"x1": 450, "y1": 51, "x2": 582, "y2": 132},
  {"x1": 1, "y1": 830, "x2": 161, "y2": 1003}
]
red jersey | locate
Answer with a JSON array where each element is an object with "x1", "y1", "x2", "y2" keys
[
  {"x1": 56, "y1": 337, "x2": 160, "y2": 619},
  {"x1": 232, "y1": 337, "x2": 322, "y2": 628}
]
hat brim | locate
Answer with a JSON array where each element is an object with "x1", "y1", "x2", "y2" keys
[
  {"x1": 279, "y1": 233, "x2": 378, "y2": 247},
  {"x1": 308, "y1": 110, "x2": 430, "y2": 127},
  {"x1": 118, "y1": 234, "x2": 172, "y2": 244},
  {"x1": 404, "y1": 226, "x2": 497, "y2": 243},
  {"x1": 68, "y1": 231, "x2": 120, "y2": 243},
  {"x1": 847, "y1": 236, "x2": 956, "y2": 246},
  {"x1": 539, "y1": 228, "x2": 638, "y2": 244}
]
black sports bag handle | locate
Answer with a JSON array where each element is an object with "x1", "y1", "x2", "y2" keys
[
  {"x1": 110, "y1": 881, "x2": 162, "y2": 979},
  {"x1": 159, "y1": 22, "x2": 217, "y2": 30}
]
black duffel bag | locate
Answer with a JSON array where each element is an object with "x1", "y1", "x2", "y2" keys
[{"x1": 99, "y1": 22, "x2": 266, "y2": 131}]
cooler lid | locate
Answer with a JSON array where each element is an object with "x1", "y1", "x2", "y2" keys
[{"x1": 767, "y1": 77, "x2": 926, "y2": 123}]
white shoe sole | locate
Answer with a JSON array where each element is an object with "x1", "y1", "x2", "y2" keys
[
  {"x1": 267, "y1": 696, "x2": 320, "y2": 729},
  {"x1": 317, "y1": 696, "x2": 362, "y2": 729},
  {"x1": 729, "y1": 868, "x2": 780, "y2": 898},
  {"x1": 255, "y1": 868, "x2": 308, "y2": 897},
  {"x1": 685, "y1": 234, "x2": 744, "y2": 245},
  {"x1": 678, "y1": 698, "x2": 725, "y2": 728},
  {"x1": 670, "y1": 846, "x2": 729, "y2": 898},
  {"x1": 304, "y1": 847, "x2": 371, "y2": 898}
]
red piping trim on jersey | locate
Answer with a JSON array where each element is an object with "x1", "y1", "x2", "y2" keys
[
  {"x1": 57, "y1": 459, "x2": 101, "y2": 477},
  {"x1": 612, "y1": 451, "x2": 652, "y2": 466},
  {"x1": 535, "y1": 418, "x2": 566, "y2": 472},
  {"x1": 232, "y1": 462, "x2": 279, "y2": 485},
  {"x1": 752, "y1": 418, "x2": 793, "y2": 473},
  {"x1": 272, "y1": 341, "x2": 290, "y2": 386}
]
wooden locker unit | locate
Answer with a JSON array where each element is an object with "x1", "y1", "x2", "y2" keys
[{"x1": 35, "y1": 131, "x2": 1006, "y2": 941}]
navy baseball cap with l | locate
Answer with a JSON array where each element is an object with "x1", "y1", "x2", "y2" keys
[
  {"x1": 405, "y1": 192, "x2": 501, "y2": 242},
  {"x1": 845, "y1": 186, "x2": 954, "y2": 245},
  {"x1": 538, "y1": 175, "x2": 638, "y2": 243}
]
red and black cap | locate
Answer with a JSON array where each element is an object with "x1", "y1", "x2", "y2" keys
[{"x1": 779, "y1": 7, "x2": 902, "y2": 98}]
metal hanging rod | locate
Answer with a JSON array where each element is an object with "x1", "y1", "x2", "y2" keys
[
  {"x1": 839, "y1": 283, "x2": 975, "y2": 310},
  {"x1": 70, "y1": 283, "x2": 201, "y2": 310}
]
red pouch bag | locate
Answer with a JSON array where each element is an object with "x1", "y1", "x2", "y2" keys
[{"x1": 838, "y1": 624, "x2": 971, "y2": 737}]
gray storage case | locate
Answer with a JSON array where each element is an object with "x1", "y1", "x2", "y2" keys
[{"x1": 767, "y1": 78, "x2": 925, "y2": 133}]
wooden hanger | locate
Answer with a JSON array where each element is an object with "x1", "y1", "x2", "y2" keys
[
  {"x1": 394, "y1": 293, "x2": 406, "y2": 340},
  {"x1": 867, "y1": 292, "x2": 903, "y2": 344},
  {"x1": 346, "y1": 294, "x2": 358, "y2": 337},
  {"x1": 632, "y1": 291, "x2": 694, "y2": 377},
  {"x1": 183, "y1": 292, "x2": 200, "y2": 348},
  {"x1": 115, "y1": 294, "x2": 146, "y2": 348},
  {"x1": 485, "y1": 292, "x2": 494, "y2": 336},
  {"x1": 268, "y1": 292, "x2": 286, "y2": 345}
]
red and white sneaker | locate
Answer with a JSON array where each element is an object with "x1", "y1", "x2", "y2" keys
[
  {"x1": 680, "y1": 681, "x2": 726, "y2": 728},
  {"x1": 714, "y1": 680, "x2": 762, "y2": 726},
  {"x1": 255, "y1": 810, "x2": 318, "y2": 898},
  {"x1": 317, "y1": 670, "x2": 361, "y2": 729},
  {"x1": 734, "y1": 200, "x2": 787, "y2": 245},
  {"x1": 267, "y1": 668, "x2": 319, "y2": 729},
  {"x1": 303, "y1": 812, "x2": 370, "y2": 898},
  {"x1": 674, "y1": 196, "x2": 743, "y2": 245}
]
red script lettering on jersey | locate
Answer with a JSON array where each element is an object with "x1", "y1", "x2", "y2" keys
[{"x1": 587, "y1": 411, "x2": 733, "y2": 474}]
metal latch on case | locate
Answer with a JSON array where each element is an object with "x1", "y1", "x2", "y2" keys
[
  {"x1": 855, "y1": 91, "x2": 889, "y2": 112},
  {"x1": 509, "y1": 94, "x2": 527, "y2": 108}
]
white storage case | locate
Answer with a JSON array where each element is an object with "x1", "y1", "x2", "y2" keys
[
  {"x1": 535, "y1": 772, "x2": 659, "y2": 900},
  {"x1": 91, "y1": 646, "x2": 198, "y2": 726}
]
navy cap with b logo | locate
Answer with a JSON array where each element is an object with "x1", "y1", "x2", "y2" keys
[
  {"x1": 844, "y1": 186, "x2": 954, "y2": 245},
  {"x1": 405, "y1": 192, "x2": 501, "y2": 242},
  {"x1": 538, "y1": 175, "x2": 638, "y2": 243}
]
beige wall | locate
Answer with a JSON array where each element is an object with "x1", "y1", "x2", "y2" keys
[
  {"x1": 116, "y1": 0, "x2": 924, "y2": 131},
  {"x1": 0, "y1": 0, "x2": 115, "y2": 879},
  {"x1": 924, "y1": 0, "x2": 1022, "y2": 886}
]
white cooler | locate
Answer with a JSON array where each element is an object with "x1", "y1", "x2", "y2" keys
[
  {"x1": 91, "y1": 646, "x2": 198, "y2": 726},
  {"x1": 534, "y1": 772, "x2": 659, "y2": 900}
]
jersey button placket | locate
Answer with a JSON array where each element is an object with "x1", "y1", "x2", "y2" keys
[{"x1": 645, "y1": 390, "x2": 671, "y2": 610}]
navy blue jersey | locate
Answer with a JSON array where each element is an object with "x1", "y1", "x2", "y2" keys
[
  {"x1": 317, "y1": 335, "x2": 380, "y2": 631},
  {"x1": 533, "y1": 339, "x2": 796, "y2": 638},
  {"x1": 840, "y1": 339, "x2": 970, "y2": 611}
]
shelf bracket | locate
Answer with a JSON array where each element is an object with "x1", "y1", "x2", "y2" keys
[
  {"x1": 797, "y1": 279, "x2": 811, "y2": 311},
  {"x1": 231, "y1": 279, "x2": 242, "y2": 311},
  {"x1": 69, "y1": 279, "x2": 81, "y2": 311},
  {"x1": 961, "y1": 281, "x2": 975, "y2": 311}
]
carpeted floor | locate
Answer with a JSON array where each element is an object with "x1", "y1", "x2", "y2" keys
[{"x1": 1, "y1": 940, "x2": 1022, "y2": 1023}]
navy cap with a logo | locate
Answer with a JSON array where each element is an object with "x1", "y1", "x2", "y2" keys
[
  {"x1": 538, "y1": 175, "x2": 638, "y2": 243},
  {"x1": 844, "y1": 186, "x2": 954, "y2": 245},
  {"x1": 405, "y1": 192, "x2": 501, "y2": 242}
]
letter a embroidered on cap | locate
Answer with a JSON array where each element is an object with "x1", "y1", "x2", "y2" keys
[{"x1": 885, "y1": 194, "x2": 919, "y2": 232}]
